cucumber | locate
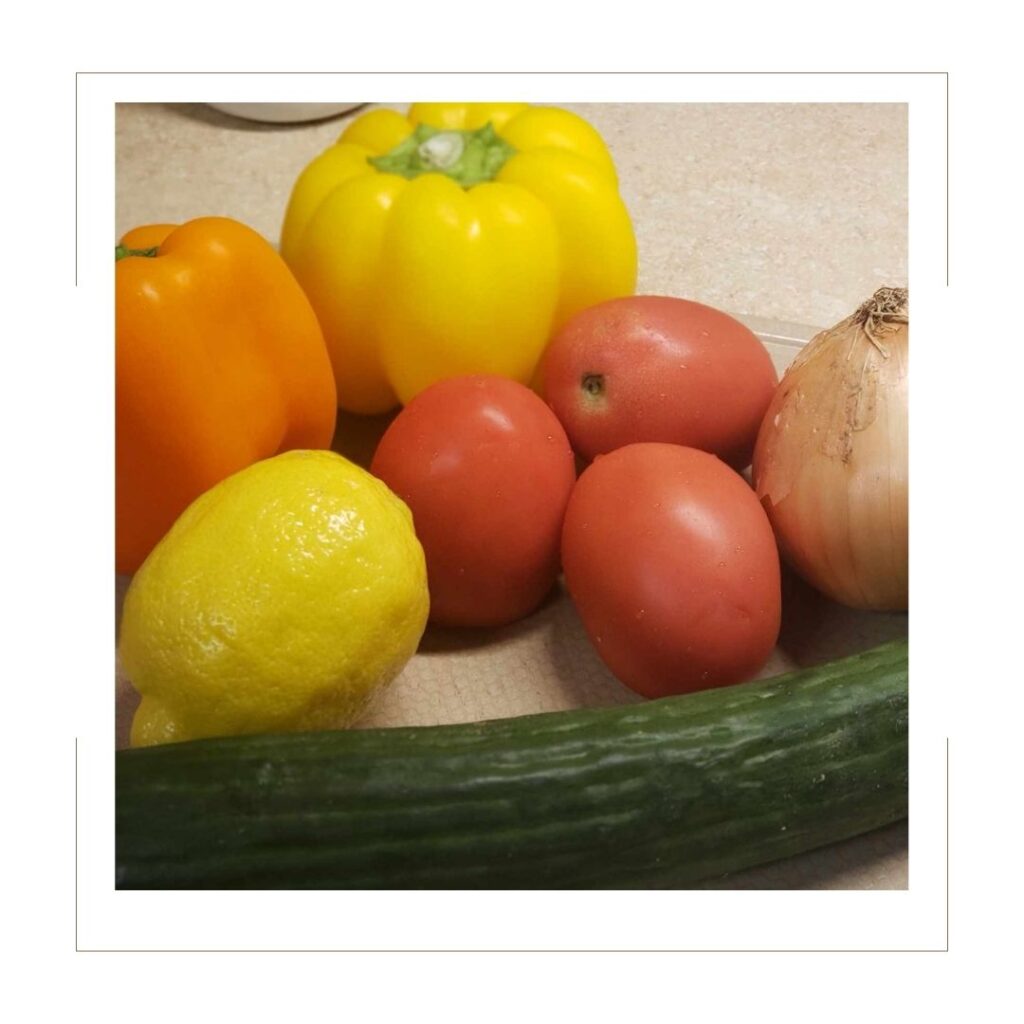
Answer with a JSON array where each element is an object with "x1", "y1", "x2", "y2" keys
[{"x1": 116, "y1": 639, "x2": 907, "y2": 889}]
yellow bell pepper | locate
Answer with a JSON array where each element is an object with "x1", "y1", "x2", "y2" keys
[{"x1": 280, "y1": 102, "x2": 637, "y2": 414}]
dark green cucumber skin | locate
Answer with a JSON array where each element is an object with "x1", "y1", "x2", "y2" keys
[{"x1": 116, "y1": 639, "x2": 908, "y2": 889}]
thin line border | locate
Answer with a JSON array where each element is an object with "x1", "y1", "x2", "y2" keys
[
  {"x1": 78, "y1": 70, "x2": 947, "y2": 286},
  {"x1": 81, "y1": 70, "x2": 950, "y2": 950},
  {"x1": 77, "y1": 738, "x2": 948, "y2": 953}
]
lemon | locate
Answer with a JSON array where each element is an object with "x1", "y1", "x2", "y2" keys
[{"x1": 119, "y1": 449, "x2": 429, "y2": 746}]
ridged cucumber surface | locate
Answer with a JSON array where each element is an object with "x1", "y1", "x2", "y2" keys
[{"x1": 116, "y1": 639, "x2": 908, "y2": 889}]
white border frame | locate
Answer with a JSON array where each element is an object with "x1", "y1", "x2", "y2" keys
[{"x1": 77, "y1": 72, "x2": 946, "y2": 952}]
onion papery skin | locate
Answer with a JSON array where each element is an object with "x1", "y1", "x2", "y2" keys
[{"x1": 752, "y1": 292, "x2": 908, "y2": 612}]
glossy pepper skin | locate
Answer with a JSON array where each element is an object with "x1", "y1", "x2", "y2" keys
[
  {"x1": 115, "y1": 217, "x2": 337, "y2": 574},
  {"x1": 280, "y1": 103, "x2": 638, "y2": 414}
]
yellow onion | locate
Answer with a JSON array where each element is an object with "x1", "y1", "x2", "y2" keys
[{"x1": 752, "y1": 287, "x2": 908, "y2": 611}]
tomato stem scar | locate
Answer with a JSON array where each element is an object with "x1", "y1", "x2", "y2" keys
[{"x1": 581, "y1": 373, "x2": 605, "y2": 399}]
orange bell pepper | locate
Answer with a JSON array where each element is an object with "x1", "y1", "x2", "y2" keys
[{"x1": 115, "y1": 217, "x2": 337, "y2": 574}]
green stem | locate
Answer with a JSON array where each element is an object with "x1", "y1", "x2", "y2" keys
[
  {"x1": 368, "y1": 122, "x2": 516, "y2": 188},
  {"x1": 115, "y1": 244, "x2": 159, "y2": 261}
]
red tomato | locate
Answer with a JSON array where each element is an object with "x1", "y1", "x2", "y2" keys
[
  {"x1": 371, "y1": 375, "x2": 577, "y2": 628},
  {"x1": 561, "y1": 443, "x2": 781, "y2": 697},
  {"x1": 541, "y1": 295, "x2": 778, "y2": 469}
]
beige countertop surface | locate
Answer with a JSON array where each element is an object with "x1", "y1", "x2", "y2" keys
[
  {"x1": 115, "y1": 101, "x2": 909, "y2": 890},
  {"x1": 116, "y1": 102, "x2": 907, "y2": 327}
]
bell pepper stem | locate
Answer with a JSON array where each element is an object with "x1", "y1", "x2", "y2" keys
[
  {"x1": 115, "y1": 244, "x2": 159, "y2": 261},
  {"x1": 369, "y1": 122, "x2": 516, "y2": 188}
]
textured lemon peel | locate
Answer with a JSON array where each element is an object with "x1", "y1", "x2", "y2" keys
[{"x1": 120, "y1": 450, "x2": 429, "y2": 746}]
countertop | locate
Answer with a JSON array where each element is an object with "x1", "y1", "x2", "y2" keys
[
  {"x1": 115, "y1": 101, "x2": 909, "y2": 890},
  {"x1": 116, "y1": 102, "x2": 907, "y2": 327}
]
